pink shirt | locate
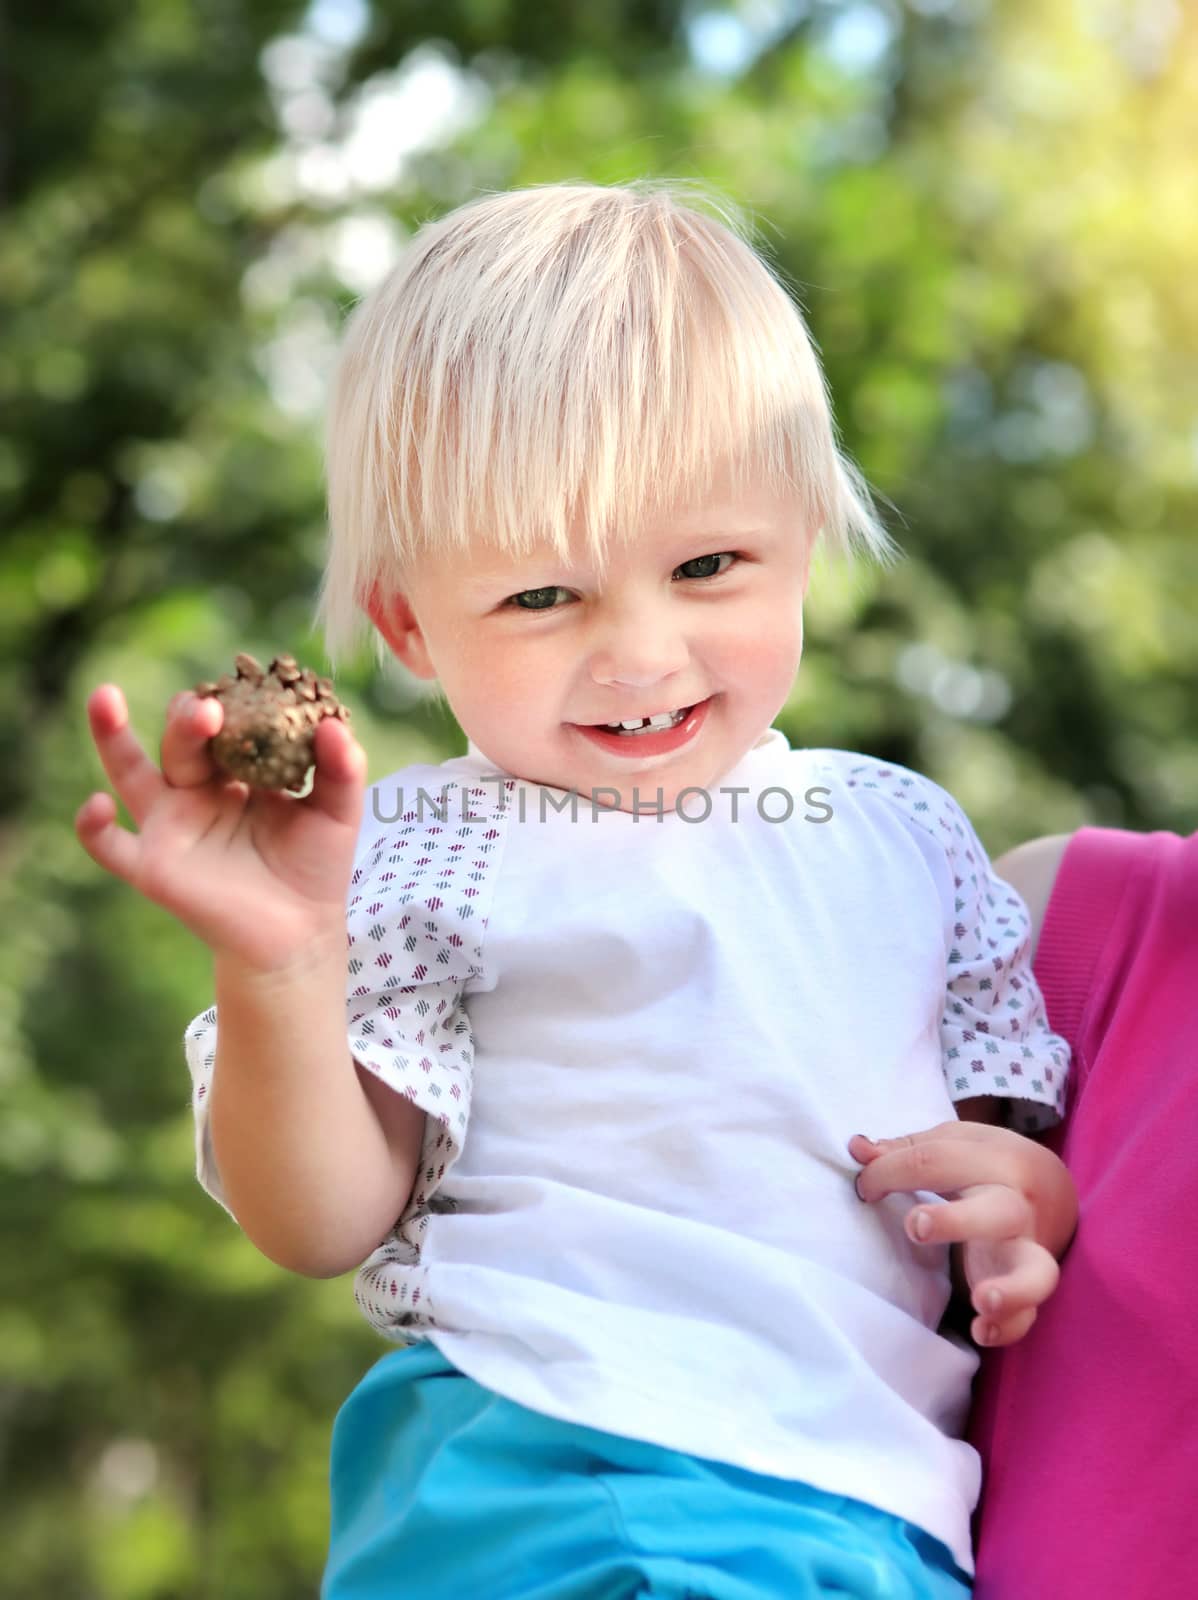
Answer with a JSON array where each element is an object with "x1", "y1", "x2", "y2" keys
[{"x1": 970, "y1": 827, "x2": 1198, "y2": 1597}]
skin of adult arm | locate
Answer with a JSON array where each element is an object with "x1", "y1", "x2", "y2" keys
[
  {"x1": 209, "y1": 938, "x2": 426, "y2": 1280},
  {"x1": 992, "y1": 833, "x2": 1074, "y2": 962}
]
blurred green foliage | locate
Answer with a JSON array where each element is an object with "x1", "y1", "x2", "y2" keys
[{"x1": 2, "y1": 0, "x2": 1195, "y2": 1592}]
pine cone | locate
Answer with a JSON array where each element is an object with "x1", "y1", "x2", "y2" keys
[{"x1": 195, "y1": 652, "x2": 351, "y2": 790}]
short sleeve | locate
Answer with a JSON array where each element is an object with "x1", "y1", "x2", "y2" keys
[
  {"x1": 180, "y1": 768, "x2": 511, "y2": 1258},
  {"x1": 183, "y1": 1005, "x2": 225, "y2": 1210},
  {"x1": 843, "y1": 760, "x2": 1071, "y2": 1132},
  {"x1": 342, "y1": 823, "x2": 487, "y2": 1240}
]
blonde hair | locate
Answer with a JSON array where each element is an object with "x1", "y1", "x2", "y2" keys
[{"x1": 319, "y1": 179, "x2": 894, "y2": 662}]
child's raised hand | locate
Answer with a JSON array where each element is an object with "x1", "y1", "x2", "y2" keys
[
  {"x1": 848, "y1": 1123, "x2": 1078, "y2": 1349},
  {"x1": 76, "y1": 683, "x2": 367, "y2": 974}
]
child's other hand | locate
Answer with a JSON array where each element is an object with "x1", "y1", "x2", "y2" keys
[
  {"x1": 847, "y1": 1123, "x2": 1078, "y2": 1349},
  {"x1": 76, "y1": 683, "x2": 367, "y2": 975}
]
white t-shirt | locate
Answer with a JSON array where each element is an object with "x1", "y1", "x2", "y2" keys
[{"x1": 185, "y1": 730, "x2": 1069, "y2": 1576}]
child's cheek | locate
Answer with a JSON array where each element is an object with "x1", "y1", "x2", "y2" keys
[{"x1": 720, "y1": 614, "x2": 804, "y2": 693}]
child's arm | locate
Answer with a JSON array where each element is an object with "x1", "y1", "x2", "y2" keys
[
  {"x1": 209, "y1": 948, "x2": 425, "y2": 1277},
  {"x1": 849, "y1": 1122, "x2": 1078, "y2": 1346},
  {"x1": 76, "y1": 684, "x2": 423, "y2": 1279}
]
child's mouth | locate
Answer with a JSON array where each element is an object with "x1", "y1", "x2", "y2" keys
[
  {"x1": 573, "y1": 698, "x2": 712, "y2": 759},
  {"x1": 594, "y1": 705, "x2": 693, "y2": 737}
]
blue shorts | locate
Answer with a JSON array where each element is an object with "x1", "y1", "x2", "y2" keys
[{"x1": 324, "y1": 1342, "x2": 971, "y2": 1599}]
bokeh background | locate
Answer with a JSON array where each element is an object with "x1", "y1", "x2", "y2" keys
[{"x1": 2, "y1": 0, "x2": 1195, "y2": 1593}]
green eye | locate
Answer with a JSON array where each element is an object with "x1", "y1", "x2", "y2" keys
[
  {"x1": 675, "y1": 553, "x2": 734, "y2": 580},
  {"x1": 510, "y1": 586, "x2": 567, "y2": 610}
]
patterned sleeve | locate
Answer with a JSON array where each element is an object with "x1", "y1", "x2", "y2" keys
[
  {"x1": 183, "y1": 1004, "x2": 226, "y2": 1211},
  {"x1": 181, "y1": 772, "x2": 510, "y2": 1260},
  {"x1": 843, "y1": 759, "x2": 1070, "y2": 1132}
]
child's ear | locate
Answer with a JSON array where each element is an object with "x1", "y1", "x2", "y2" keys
[{"x1": 366, "y1": 584, "x2": 437, "y2": 680}]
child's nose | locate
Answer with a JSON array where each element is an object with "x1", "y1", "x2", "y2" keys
[
  {"x1": 594, "y1": 663, "x2": 678, "y2": 689},
  {"x1": 589, "y1": 623, "x2": 689, "y2": 690}
]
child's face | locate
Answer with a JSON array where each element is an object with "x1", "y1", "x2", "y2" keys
[{"x1": 372, "y1": 470, "x2": 811, "y2": 813}]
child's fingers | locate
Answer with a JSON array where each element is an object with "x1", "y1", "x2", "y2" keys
[
  {"x1": 971, "y1": 1240, "x2": 1059, "y2": 1323},
  {"x1": 75, "y1": 790, "x2": 141, "y2": 884},
  {"x1": 850, "y1": 1123, "x2": 999, "y2": 1161},
  {"x1": 305, "y1": 717, "x2": 367, "y2": 828},
  {"x1": 847, "y1": 1133, "x2": 881, "y2": 1164},
  {"x1": 904, "y1": 1186, "x2": 1032, "y2": 1246},
  {"x1": 160, "y1": 691, "x2": 225, "y2": 789},
  {"x1": 854, "y1": 1142, "x2": 1016, "y2": 1204},
  {"x1": 973, "y1": 1305, "x2": 1038, "y2": 1348},
  {"x1": 86, "y1": 685, "x2": 166, "y2": 826}
]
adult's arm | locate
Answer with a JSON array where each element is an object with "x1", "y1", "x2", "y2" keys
[{"x1": 992, "y1": 833, "x2": 1074, "y2": 959}]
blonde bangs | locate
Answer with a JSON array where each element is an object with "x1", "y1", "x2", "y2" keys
[{"x1": 320, "y1": 181, "x2": 893, "y2": 662}]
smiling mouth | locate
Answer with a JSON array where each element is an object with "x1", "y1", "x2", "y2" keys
[{"x1": 592, "y1": 704, "x2": 695, "y2": 736}]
